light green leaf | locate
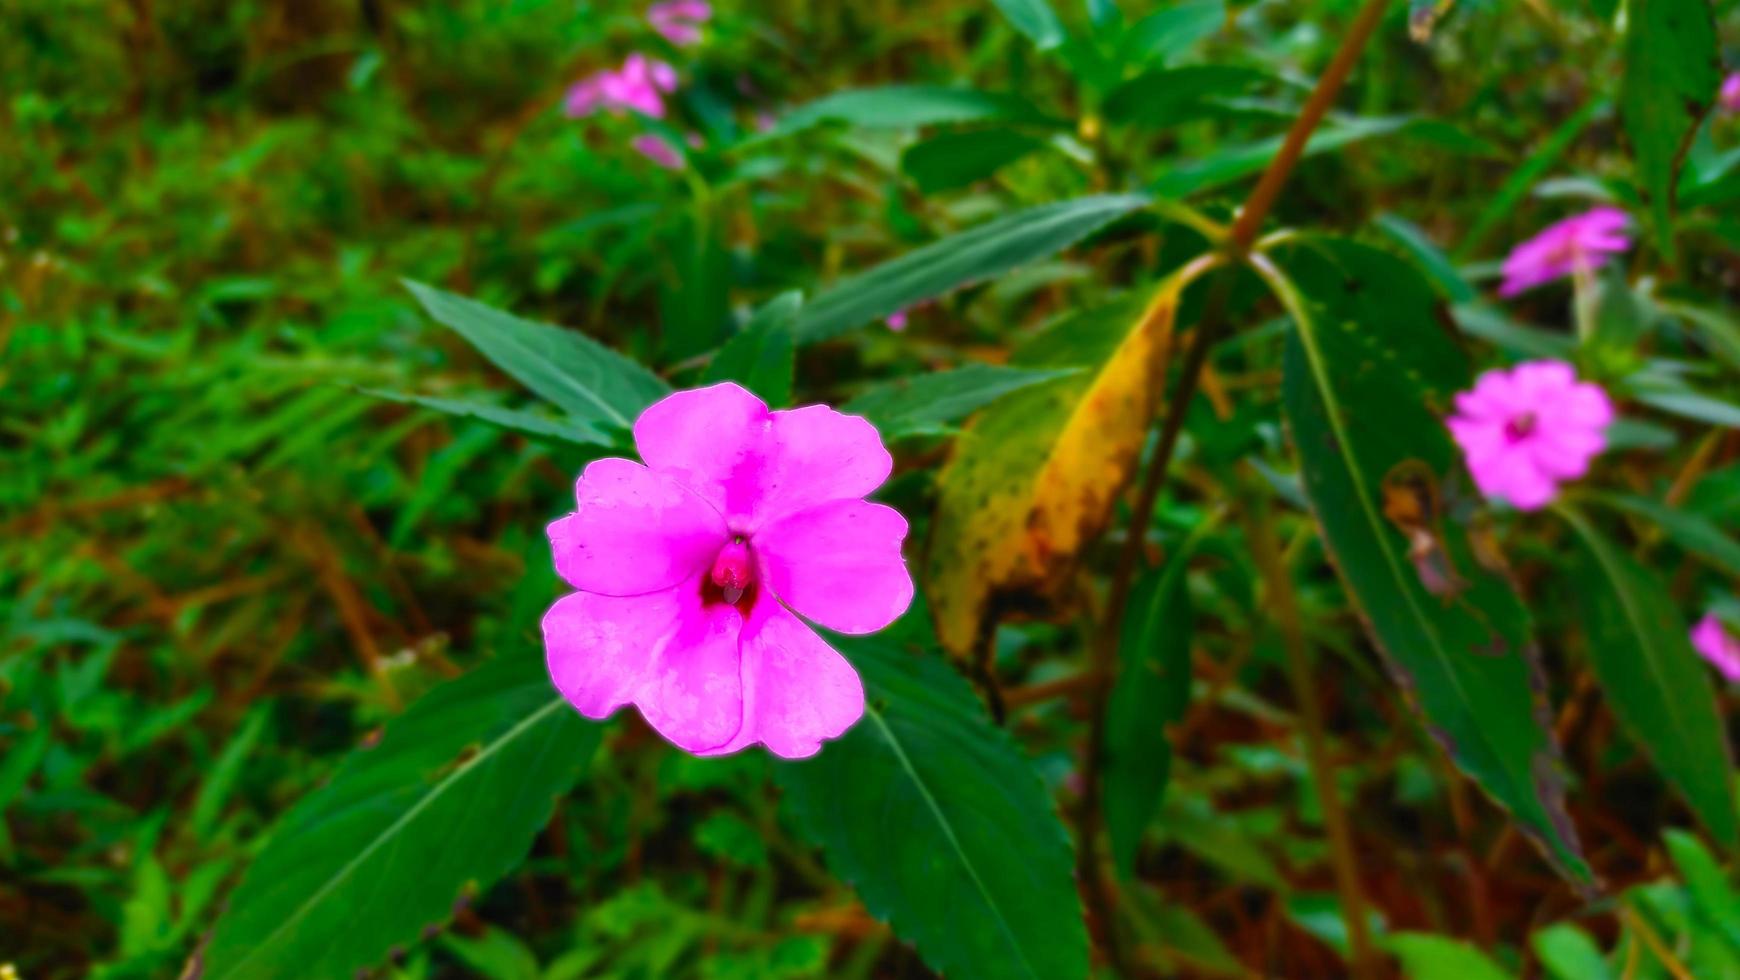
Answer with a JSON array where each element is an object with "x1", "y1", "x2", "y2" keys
[
  {"x1": 359, "y1": 388, "x2": 609, "y2": 446},
  {"x1": 1385, "y1": 933, "x2": 1516, "y2": 980},
  {"x1": 1268, "y1": 238, "x2": 1589, "y2": 880},
  {"x1": 1532, "y1": 923, "x2": 1613, "y2": 980},
  {"x1": 703, "y1": 291, "x2": 800, "y2": 406},
  {"x1": 1560, "y1": 510, "x2": 1738, "y2": 845},
  {"x1": 773, "y1": 85, "x2": 1050, "y2": 136},
  {"x1": 203, "y1": 656, "x2": 601, "y2": 979},
  {"x1": 1123, "y1": 0, "x2": 1224, "y2": 64},
  {"x1": 1597, "y1": 493, "x2": 1740, "y2": 578},
  {"x1": 777, "y1": 635, "x2": 1089, "y2": 980},
  {"x1": 404, "y1": 280, "x2": 669, "y2": 431},
  {"x1": 1664, "y1": 828, "x2": 1740, "y2": 953},
  {"x1": 1633, "y1": 387, "x2": 1740, "y2": 429},
  {"x1": 1620, "y1": 0, "x2": 1720, "y2": 255},
  {"x1": 989, "y1": 0, "x2": 1067, "y2": 49},
  {"x1": 840, "y1": 363, "x2": 1080, "y2": 439},
  {"x1": 901, "y1": 128, "x2": 1051, "y2": 194},
  {"x1": 795, "y1": 194, "x2": 1150, "y2": 344}
]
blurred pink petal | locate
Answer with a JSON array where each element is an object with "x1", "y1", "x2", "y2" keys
[
  {"x1": 649, "y1": 0, "x2": 711, "y2": 46},
  {"x1": 1722, "y1": 73, "x2": 1740, "y2": 114},
  {"x1": 885, "y1": 309, "x2": 908, "y2": 331},
  {"x1": 1497, "y1": 207, "x2": 1631, "y2": 297},
  {"x1": 1691, "y1": 613, "x2": 1740, "y2": 682},
  {"x1": 1445, "y1": 359, "x2": 1614, "y2": 511},
  {"x1": 542, "y1": 382, "x2": 910, "y2": 758},
  {"x1": 633, "y1": 133, "x2": 685, "y2": 170},
  {"x1": 564, "y1": 54, "x2": 677, "y2": 120}
]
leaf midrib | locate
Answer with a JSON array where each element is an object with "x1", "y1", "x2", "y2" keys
[
  {"x1": 214, "y1": 695, "x2": 567, "y2": 979},
  {"x1": 863, "y1": 706, "x2": 1042, "y2": 980}
]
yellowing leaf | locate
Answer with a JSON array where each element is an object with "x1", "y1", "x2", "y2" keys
[{"x1": 926, "y1": 257, "x2": 1220, "y2": 655}]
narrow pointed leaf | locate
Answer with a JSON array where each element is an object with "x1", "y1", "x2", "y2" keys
[
  {"x1": 840, "y1": 364, "x2": 1079, "y2": 439},
  {"x1": 794, "y1": 194, "x2": 1151, "y2": 344},
  {"x1": 203, "y1": 656, "x2": 600, "y2": 979},
  {"x1": 989, "y1": 0, "x2": 1067, "y2": 50},
  {"x1": 778, "y1": 636, "x2": 1088, "y2": 980},
  {"x1": 703, "y1": 291, "x2": 800, "y2": 406},
  {"x1": 1620, "y1": 0, "x2": 1721, "y2": 255},
  {"x1": 1560, "y1": 510, "x2": 1738, "y2": 845},
  {"x1": 359, "y1": 388, "x2": 610, "y2": 446},
  {"x1": 1269, "y1": 238, "x2": 1589, "y2": 880}
]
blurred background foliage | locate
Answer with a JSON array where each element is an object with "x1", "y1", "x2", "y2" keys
[{"x1": 4, "y1": 0, "x2": 1740, "y2": 977}]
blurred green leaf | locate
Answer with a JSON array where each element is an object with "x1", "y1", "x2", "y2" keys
[
  {"x1": 1271, "y1": 238, "x2": 1589, "y2": 881},
  {"x1": 1153, "y1": 116, "x2": 1456, "y2": 197},
  {"x1": 1561, "y1": 510, "x2": 1738, "y2": 846},
  {"x1": 203, "y1": 656, "x2": 601, "y2": 979},
  {"x1": 1597, "y1": 493, "x2": 1740, "y2": 578},
  {"x1": 1532, "y1": 923, "x2": 1613, "y2": 980},
  {"x1": 1102, "y1": 65, "x2": 1268, "y2": 128},
  {"x1": 359, "y1": 388, "x2": 608, "y2": 446},
  {"x1": 188, "y1": 706, "x2": 269, "y2": 840},
  {"x1": 703, "y1": 291, "x2": 800, "y2": 406},
  {"x1": 901, "y1": 128, "x2": 1051, "y2": 193},
  {"x1": 1664, "y1": 828, "x2": 1740, "y2": 953},
  {"x1": 1619, "y1": 0, "x2": 1720, "y2": 256},
  {"x1": 1385, "y1": 933, "x2": 1516, "y2": 980},
  {"x1": 989, "y1": 0, "x2": 1067, "y2": 50},
  {"x1": 1457, "y1": 97, "x2": 1607, "y2": 261},
  {"x1": 404, "y1": 280, "x2": 670, "y2": 434},
  {"x1": 840, "y1": 363, "x2": 1080, "y2": 439},
  {"x1": 778, "y1": 635, "x2": 1089, "y2": 980},
  {"x1": 1123, "y1": 0, "x2": 1224, "y2": 64},
  {"x1": 1374, "y1": 213, "x2": 1474, "y2": 303},
  {"x1": 441, "y1": 927, "x2": 542, "y2": 980},
  {"x1": 773, "y1": 85, "x2": 1052, "y2": 135},
  {"x1": 1104, "y1": 522, "x2": 1205, "y2": 878},
  {"x1": 795, "y1": 194, "x2": 1150, "y2": 344},
  {"x1": 1632, "y1": 387, "x2": 1740, "y2": 429}
]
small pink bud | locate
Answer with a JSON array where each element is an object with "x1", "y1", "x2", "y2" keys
[{"x1": 710, "y1": 538, "x2": 753, "y2": 603}]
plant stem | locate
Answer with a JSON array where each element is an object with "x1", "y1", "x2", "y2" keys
[
  {"x1": 1073, "y1": 0, "x2": 1395, "y2": 969},
  {"x1": 1244, "y1": 484, "x2": 1377, "y2": 980}
]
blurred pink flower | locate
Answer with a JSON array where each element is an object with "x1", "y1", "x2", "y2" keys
[
  {"x1": 1691, "y1": 613, "x2": 1740, "y2": 682},
  {"x1": 1446, "y1": 360, "x2": 1614, "y2": 511},
  {"x1": 1497, "y1": 207, "x2": 1631, "y2": 297},
  {"x1": 633, "y1": 133, "x2": 684, "y2": 170},
  {"x1": 564, "y1": 54, "x2": 678, "y2": 119},
  {"x1": 649, "y1": 0, "x2": 711, "y2": 46},
  {"x1": 1722, "y1": 73, "x2": 1740, "y2": 114},
  {"x1": 885, "y1": 309, "x2": 908, "y2": 331},
  {"x1": 542, "y1": 382, "x2": 913, "y2": 758}
]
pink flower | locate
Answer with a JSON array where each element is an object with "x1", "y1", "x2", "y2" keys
[
  {"x1": 649, "y1": 0, "x2": 711, "y2": 46},
  {"x1": 1497, "y1": 207, "x2": 1631, "y2": 297},
  {"x1": 1446, "y1": 360, "x2": 1614, "y2": 511},
  {"x1": 633, "y1": 133, "x2": 684, "y2": 170},
  {"x1": 564, "y1": 54, "x2": 678, "y2": 119},
  {"x1": 542, "y1": 383, "x2": 913, "y2": 758},
  {"x1": 1691, "y1": 613, "x2": 1740, "y2": 682},
  {"x1": 1722, "y1": 73, "x2": 1740, "y2": 114},
  {"x1": 885, "y1": 309, "x2": 908, "y2": 331}
]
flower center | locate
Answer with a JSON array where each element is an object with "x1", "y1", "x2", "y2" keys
[
  {"x1": 1504, "y1": 411, "x2": 1537, "y2": 442},
  {"x1": 708, "y1": 537, "x2": 754, "y2": 606}
]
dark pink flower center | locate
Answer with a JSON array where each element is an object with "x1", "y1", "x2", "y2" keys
[
  {"x1": 707, "y1": 537, "x2": 754, "y2": 607},
  {"x1": 1503, "y1": 411, "x2": 1537, "y2": 443}
]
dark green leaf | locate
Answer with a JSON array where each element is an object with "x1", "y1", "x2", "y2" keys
[
  {"x1": 901, "y1": 128, "x2": 1051, "y2": 194},
  {"x1": 1457, "y1": 97, "x2": 1608, "y2": 261},
  {"x1": 1272, "y1": 238, "x2": 1589, "y2": 880},
  {"x1": 840, "y1": 363, "x2": 1080, "y2": 438},
  {"x1": 1105, "y1": 528, "x2": 1202, "y2": 878},
  {"x1": 404, "y1": 280, "x2": 670, "y2": 431},
  {"x1": 1620, "y1": 0, "x2": 1721, "y2": 255},
  {"x1": 1597, "y1": 493, "x2": 1740, "y2": 578},
  {"x1": 1373, "y1": 212, "x2": 1475, "y2": 303},
  {"x1": 778, "y1": 636, "x2": 1089, "y2": 980},
  {"x1": 703, "y1": 291, "x2": 800, "y2": 406},
  {"x1": 1102, "y1": 66, "x2": 1268, "y2": 128},
  {"x1": 1152, "y1": 116, "x2": 1455, "y2": 197},
  {"x1": 795, "y1": 194, "x2": 1150, "y2": 344},
  {"x1": 1123, "y1": 0, "x2": 1224, "y2": 64},
  {"x1": 359, "y1": 388, "x2": 609, "y2": 446},
  {"x1": 203, "y1": 656, "x2": 600, "y2": 979},
  {"x1": 1561, "y1": 511, "x2": 1738, "y2": 845},
  {"x1": 773, "y1": 86, "x2": 1051, "y2": 135},
  {"x1": 658, "y1": 223, "x2": 732, "y2": 360},
  {"x1": 989, "y1": 0, "x2": 1067, "y2": 50}
]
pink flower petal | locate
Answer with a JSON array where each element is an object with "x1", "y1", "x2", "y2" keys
[
  {"x1": 703, "y1": 598, "x2": 865, "y2": 759},
  {"x1": 547, "y1": 458, "x2": 726, "y2": 597},
  {"x1": 633, "y1": 382, "x2": 893, "y2": 529},
  {"x1": 1691, "y1": 613, "x2": 1740, "y2": 682},
  {"x1": 543, "y1": 579, "x2": 747, "y2": 752},
  {"x1": 757, "y1": 499, "x2": 914, "y2": 634}
]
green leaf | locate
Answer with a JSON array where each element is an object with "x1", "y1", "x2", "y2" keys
[
  {"x1": 1559, "y1": 510, "x2": 1738, "y2": 846},
  {"x1": 702, "y1": 291, "x2": 800, "y2": 406},
  {"x1": 1664, "y1": 828, "x2": 1740, "y2": 953},
  {"x1": 795, "y1": 194, "x2": 1150, "y2": 344},
  {"x1": 358, "y1": 388, "x2": 609, "y2": 446},
  {"x1": 1123, "y1": 0, "x2": 1224, "y2": 64},
  {"x1": 1532, "y1": 923, "x2": 1613, "y2": 980},
  {"x1": 1373, "y1": 213, "x2": 1474, "y2": 303},
  {"x1": 203, "y1": 656, "x2": 600, "y2": 979},
  {"x1": 840, "y1": 363, "x2": 1080, "y2": 439},
  {"x1": 989, "y1": 0, "x2": 1067, "y2": 50},
  {"x1": 1632, "y1": 387, "x2": 1740, "y2": 428},
  {"x1": 901, "y1": 128, "x2": 1051, "y2": 194},
  {"x1": 658, "y1": 222, "x2": 732, "y2": 360},
  {"x1": 1102, "y1": 66, "x2": 1268, "y2": 128},
  {"x1": 404, "y1": 280, "x2": 669, "y2": 432},
  {"x1": 773, "y1": 85, "x2": 1051, "y2": 136},
  {"x1": 1620, "y1": 0, "x2": 1721, "y2": 256},
  {"x1": 441, "y1": 927, "x2": 541, "y2": 980},
  {"x1": 1596, "y1": 493, "x2": 1740, "y2": 578},
  {"x1": 1104, "y1": 524, "x2": 1206, "y2": 878},
  {"x1": 1151, "y1": 116, "x2": 1445, "y2": 198},
  {"x1": 777, "y1": 635, "x2": 1089, "y2": 980},
  {"x1": 189, "y1": 706, "x2": 270, "y2": 840},
  {"x1": 1384, "y1": 933, "x2": 1517, "y2": 980},
  {"x1": 1456, "y1": 97, "x2": 1607, "y2": 261},
  {"x1": 1268, "y1": 237, "x2": 1589, "y2": 881}
]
